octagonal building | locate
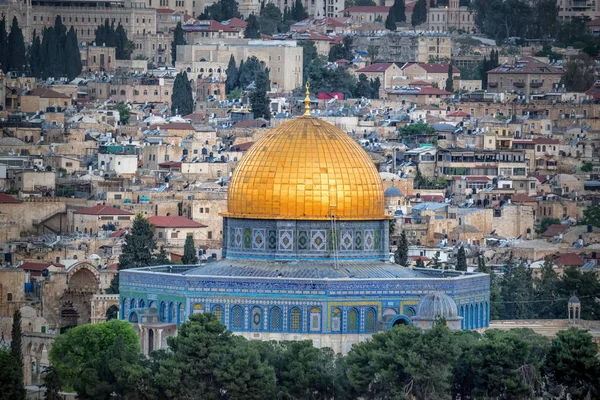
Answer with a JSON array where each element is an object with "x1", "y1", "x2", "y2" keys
[{"x1": 119, "y1": 109, "x2": 490, "y2": 354}]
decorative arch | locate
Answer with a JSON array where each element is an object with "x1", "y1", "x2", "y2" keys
[
  {"x1": 347, "y1": 308, "x2": 359, "y2": 333},
  {"x1": 251, "y1": 306, "x2": 262, "y2": 330},
  {"x1": 128, "y1": 310, "x2": 140, "y2": 323},
  {"x1": 269, "y1": 306, "x2": 282, "y2": 331},
  {"x1": 365, "y1": 308, "x2": 377, "y2": 332},
  {"x1": 290, "y1": 307, "x2": 302, "y2": 331},
  {"x1": 331, "y1": 307, "x2": 342, "y2": 332},
  {"x1": 211, "y1": 305, "x2": 224, "y2": 323},
  {"x1": 389, "y1": 315, "x2": 412, "y2": 328},
  {"x1": 231, "y1": 305, "x2": 244, "y2": 330},
  {"x1": 169, "y1": 302, "x2": 175, "y2": 323},
  {"x1": 309, "y1": 307, "x2": 321, "y2": 332},
  {"x1": 67, "y1": 262, "x2": 100, "y2": 291},
  {"x1": 160, "y1": 301, "x2": 167, "y2": 321}
]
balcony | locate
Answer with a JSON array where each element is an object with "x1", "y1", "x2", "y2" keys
[
  {"x1": 488, "y1": 82, "x2": 498, "y2": 88},
  {"x1": 513, "y1": 82, "x2": 525, "y2": 88},
  {"x1": 530, "y1": 82, "x2": 543, "y2": 88}
]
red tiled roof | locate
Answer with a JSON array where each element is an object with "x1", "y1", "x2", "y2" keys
[
  {"x1": 408, "y1": 80, "x2": 433, "y2": 86},
  {"x1": 402, "y1": 62, "x2": 459, "y2": 74},
  {"x1": 110, "y1": 229, "x2": 130, "y2": 238},
  {"x1": 447, "y1": 111, "x2": 469, "y2": 117},
  {"x1": 554, "y1": 252, "x2": 584, "y2": 267},
  {"x1": 341, "y1": 5, "x2": 390, "y2": 12},
  {"x1": 0, "y1": 193, "x2": 21, "y2": 203},
  {"x1": 222, "y1": 17, "x2": 248, "y2": 28},
  {"x1": 235, "y1": 141, "x2": 254, "y2": 151},
  {"x1": 74, "y1": 205, "x2": 134, "y2": 216},
  {"x1": 150, "y1": 123, "x2": 194, "y2": 130},
  {"x1": 513, "y1": 139, "x2": 534, "y2": 145},
  {"x1": 156, "y1": 8, "x2": 175, "y2": 13},
  {"x1": 542, "y1": 224, "x2": 569, "y2": 237},
  {"x1": 183, "y1": 20, "x2": 238, "y2": 33},
  {"x1": 20, "y1": 261, "x2": 64, "y2": 271},
  {"x1": 586, "y1": 17, "x2": 600, "y2": 26},
  {"x1": 148, "y1": 216, "x2": 207, "y2": 228},
  {"x1": 107, "y1": 263, "x2": 119, "y2": 270},
  {"x1": 533, "y1": 137, "x2": 560, "y2": 145},
  {"x1": 27, "y1": 88, "x2": 70, "y2": 99},
  {"x1": 510, "y1": 194, "x2": 536, "y2": 203},
  {"x1": 158, "y1": 161, "x2": 182, "y2": 168},
  {"x1": 487, "y1": 57, "x2": 563, "y2": 74},
  {"x1": 417, "y1": 87, "x2": 453, "y2": 95},
  {"x1": 357, "y1": 63, "x2": 395, "y2": 73},
  {"x1": 409, "y1": 255, "x2": 431, "y2": 262}
]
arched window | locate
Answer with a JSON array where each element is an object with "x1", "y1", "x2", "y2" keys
[
  {"x1": 542, "y1": 145, "x2": 546, "y2": 152},
  {"x1": 365, "y1": 308, "x2": 376, "y2": 332},
  {"x1": 148, "y1": 301, "x2": 156, "y2": 310},
  {"x1": 231, "y1": 305, "x2": 243, "y2": 329},
  {"x1": 178, "y1": 303, "x2": 184, "y2": 324},
  {"x1": 475, "y1": 303, "x2": 479, "y2": 329},
  {"x1": 270, "y1": 307, "x2": 282, "y2": 330},
  {"x1": 348, "y1": 308, "x2": 359, "y2": 332},
  {"x1": 169, "y1": 303, "x2": 175, "y2": 322},
  {"x1": 192, "y1": 303, "x2": 204, "y2": 314},
  {"x1": 290, "y1": 308, "x2": 301, "y2": 331},
  {"x1": 120, "y1": 89, "x2": 126, "y2": 95},
  {"x1": 331, "y1": 308, "x2": 342, "y2": 332},
  {"x1": 251, "y1": 307, "x2": 262, "y2": 330},
  {"x1": 160, "y1": 301, "x2": 166, "y2": 320},
  {"x1": 212, "y1": 305, "x2": 223, "y2": 322},
  {"x1": 139, "y1": 299, "x2": 145, "y2": 308},
  {"x1": 130, "y1": 298, "x2": 135, "y2": 310},
  {"x1": 309, "y1": 308, "x2": 321, "y2": 332}
]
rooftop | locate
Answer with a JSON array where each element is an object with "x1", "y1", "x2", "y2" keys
[
  {"x1": 148, "y1": 216, "x2": 207, "y2": 228},
  {"x1": 74, "y1": 205, "x2": 134, "y2": 216}
]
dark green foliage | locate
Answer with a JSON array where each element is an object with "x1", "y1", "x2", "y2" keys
[
  {"x1": 202, "y1": 0, "x2": 240, "y2": 21},
  {"x1": 583, "y1": 204, "x2": 600, "y2": 227},
  {"x1": 11, "y1": 310, "x2": 23, "y2": 383},
  {"x1": 445, "y1": 63, "x2": 454, "y2": 92},
  {"x1": 42, "y1": 366, "x2": 63, "y2": 400},
  {"x1": 181, "y1": 235, "x2": 198, "y2": 264},
  {"x1": 36, "y1": 17, "x2": 83, "y2": 79},
  {"x1": 171, "y1": 22, "x2": 186, "y2": 66},
  {"x1": 534, "y1": 44, "x2": 563, "y2": 62},
  {"x1": 370, "y1": 76, "x2": 381, "y2": 99},
  {"x1": 259, "y1": 3, "x2": 282, "y2": 35},
  {"x1": 479, "y1": 50, "x2": 499, "y2": 89},
  {"x1": 411, "y1": 0, "x2": 428, "y2": 27},
  {"x1": 328, "y1": 36, "x2": 353, "y2": 62},
  {"x1": 291, "y1": 0, "x2": 309, "y2": 21},
  {"x1": 545, "y1": 328, "x2": 600, "y2": 400},
  {"x1": 244, "y1": 14, "x2": 261, "y2": 38},
  {"x1": 415, "y1": 258, "x2": 425, "y2": 268},
  {"x1": 298, "y1": 40, "x2": 317, "y2": 82},
  {"x1": 225, "y1": 54, "x2": 238, "y2": 93},
  {"x1": 153, "y1": 313, "x2": 277, "y2": 399},
  {"x1": 389, "y1": 0, "x2": 406, "y2": 28},
  {"x1": 345, "y1": 0, "x2": 376, "y2": 6},
  {"x1": 556, "y1": 267, "x2": 600, "y2": 320},
  {"x1": 562, "y1": 53, "x2": 596, "y2": 92},
  {"x1": 237, "y1": 56, "x2": 262, "y2": 89},
  {"x1": 171, "y1": 71, "x2": 194, "y2": 116},
  {"x1": 65, "y1": 27, "x2": 82, "y2": 80},
  {"x1": 7, "y1": 17, "x2": 26, "y2": 73},
  {"x1": 385, "y1": 11, "x2": 397, "y2": 31},
  {"x1": 354, "y1": 73, "x2": 373, "y2": 98},
  {"x1": 0, "y1": 348, "x2": 25, "y2": 400},
  {"x1": 538, "y1": 217, "x2": 561, "y2": 233},
  {"x1": 399, "y1": 122, "x2": 436, "y2": 136},
  {"x1": 581, "y1": 161, "x2": 593, "y2": 172},
  {"x1": 489, "y1": 271, "x2": 504, "y2": 319},
  {"x1": 249, "y1": 68, "x2": 271, "y2": 120},
  {"x1": 29, "y1": 31, "x2": 42, "y2": 78},
  {"x1": 305, "y1": 55, "x2": 357, "y2": 96},
  {"x1": 534, "y1": 257, "x2": 561, "y2": 318},
  {"x1": 116, "y1": 103, "x2": 130, "y2": 125},
  {"x1": 95, "y1": 20, "x2": 132, "y2": 60},
  {"x1": 455, "y1": 246, "x2": 467, "y2": 271},
  {"x1": 0, "y1": 17, "x2": 8, "y2": 72},
  {"x1": 394, "y1": 230, "x2": 408, "y2": 266},
  {"x1": 476, "y1": 255, "x2": 490, "y2": 273},
  {"x1": 501, "y1": 260, "x2": 535, "y2": 319}
]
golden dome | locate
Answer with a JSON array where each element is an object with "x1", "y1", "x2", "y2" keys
[{"x1": 223, "y1": 116, "x2": 387, "y2": 220}]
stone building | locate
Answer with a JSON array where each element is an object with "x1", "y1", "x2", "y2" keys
[
  {"x1": 80, "y1": 45, "x2": 117, "y2": 73},
  {"x1": 400, "y1": 62, "x2": 460, "y2": 89},
  {"x1": 147, "y1": 215, "x2": 207, "y2": 248},
  {"x1": 70, "y1": 204, "x2": 134, "y2": 236},
  {"x1": 0, "y1": 268, "x2": 28, "y2": 318},
  {"x1": 487, "y1": 57, "x2": 564, "y2": 97},
  {"x1": 428, "y1": 0, "x2": 476, "y2": 33},
  {"x1": 354, "y1": 34, "x2": 453, "y2": 64},
  {"x1": 355, "y1": 63, "x2": 403, "y2": 92}
]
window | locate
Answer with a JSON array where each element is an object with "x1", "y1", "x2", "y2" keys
[
  {"x1": 331, "y1": 308, "x2": 341, "y2": 332},
  {"x1": 212, "y1": 305, "x2": 223, "y2": 322},
  {"x1": 114, "y1": 194, "x2": 122, "y2": 200},
  {"x1": 7, "y1": 293, "x2": 12, "y2": 301},
  {"x1": 251, "y1": 307, "x2": 262, "y2": 329},
  {"x1": 290, "y1": 308, "x2": 301, "y2": 331},
  {"x1": 348, "y1": 308, "x2": 359, "y2": 332},
  {"x1": 199, "y1": 207, "x2": 204, "y2": 213},
  {"x1": 205, "y1": 208, "x2": 210, "y2": 213},
  {"x1": 231, "y1": 306, "x2": 243, "y2": 329},
  {"x1": 309, "y1": 308, "x2": 321, "y2": 332},
  {"x1": 171, "y1": 232, "x2": 179, "y2": 238},
  {"x1": 270, "y1": 307, "x2": 282, "y2": 330},
  {"x1": 208, "y1": 231, "x2": 213, "y2": 239},
  {"x1": 365, "y1": 308, "x2": 376, "y2": 332},
  {"x1": 158, "y1": 232, "x2": 163, "y2": 238}
]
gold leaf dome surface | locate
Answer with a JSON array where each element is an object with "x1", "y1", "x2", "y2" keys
[{"x1": 223, "y1": 116, "x2": 386, "y2": 220}]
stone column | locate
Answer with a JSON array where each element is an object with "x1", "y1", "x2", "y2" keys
[
  {"x1": 34, "y1": 356, "x2": 42, "y2": 385},
  {"x1": 157, "y1": 329, "x2": 163, "y2": 350}
]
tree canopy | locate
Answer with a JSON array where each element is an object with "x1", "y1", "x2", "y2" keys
[
  {"x1": 583, "y1": 204, "x2": 600, "y2": 227},
  {"x1": 181, "y1": 235, "x2": 198, "y2": 264},
  {"x1": 411, "y1": 0, "x2": 428, "y2": 27},
  {"x1": 171, "y1": 22, "x2": 186, "y2": 66},
  {"x1": 95, "y1": 19, "x2": 133, "y2": 60},
  {"x1": 562, "y1": 53, "x2": 596, "y2": 92},
  {"x1": 171, "y1": 71, "x2": 194, "y2": 116}
]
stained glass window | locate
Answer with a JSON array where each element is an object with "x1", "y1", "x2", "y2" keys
[
  {"x1": 348, "y1": 308, "x2": 359, "y2": 332},
  {"x1": 310, "y1": 308, "x2": 321, "y2": 332},
  {"x1": 212, "y1": 305, "x2": 223, "y2": 322},
  {"x1": 331, "y1": 308, "x2": 341, "y2": 332},
  {"x1": 252, "y1": 307, "x2": 262, "y2": 329},
  {"x1": 232, "y1": 306, "x2": 243, "y2": 329},
  {"x1": 270, "y1": 307, "x2": 282, "y2": 330},
  {"x1": 365, "y1": 308, "x2": 376, "y2": 332},
  {"x1": 290, "y1": 308, "x2": 301, "y2": 331}
]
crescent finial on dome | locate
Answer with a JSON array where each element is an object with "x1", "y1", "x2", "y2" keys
[{"x1": 304, "y1": 81, "x2": 311, "y2": 116}]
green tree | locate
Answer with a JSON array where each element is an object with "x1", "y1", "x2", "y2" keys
[
  {"x1": 0, "y1": 17, "x2": 7, "y2": 72},
  {"x1": 556, "y1": 267, "x2": 600, "y2": 319},
  {"x1": 237, "y1": 55, "x2": 262, "y2": 89},
  {"x1": 0, "y1": 348, "x2": 25, "y2": 400},
  {"x1": 171, "y1": 71, "x2": 194, "y2": 116},
  {"x1": 181, "y1": 235, "x2": 198, "y2": 264},
  {"x1": 583, "y1": 204, "x2": 600, "y2": 227},
  {"x1": 562, "y1": 53, "x2": 595, "y2": 92},
  {"x1": 42, "y1": 366, "x2": 63, "y2": 400},
  {"x1": 11, "y1": 309, "x2": 23, "y2": 394},
  {"x1": 489, "y1": 271, "x2": 504, "y2": 319},
  {"x1": 154, "y1": 313, "x2": 276, "y2": 399},
  {"x1": 225, "y1": 54, "x2": 238, "y2": 93},
  {"x1": 394, "y1": 230, "x2": 408, "y2": 266},
  {"x1": 476, "y1": 255, "x2": 490, "y2": 273},
  {"x1": 538, "y1": 217, "x2": 561, "y2": 233},
  {"x1": 455, "y1": 246, "x2": 467, "y2": 271},
  {"x1": 259, "y1": 3, "x2": 282, "y2": 35},
  {"x1": 7, "y1": 17, "x2": 26, "y2": 73},
  {"x1": 291, "y1": 0, "x2": 309, "y2": 20},
  {"x1": 298, "y1": 40, "x2": 317, "y2": 82},
  {"x1": 49, "y1": 320, "x2": 141, "y2": 392},
  {"x1": 244, "y1": 14, "x2": 261, "y2": 38},
  {"x1": 534, "y1": 257, "x2": 560, "y2": 318},
  {"x1": 29, "y1": 30, "x2": 43, "y2": 78},
  {"x1": 202, "y1": 0, "x2": 240, "y2": 20},
  {"x1": 385, "y1": 11, "x2": 397, "y2": 31},
  {"x1": 171, "y1": 21, "x2": 186, "y2": 66},
  {"x1": 501, "y1": 260, "x2": 535, "y2": 319},
  {"x1": 391, "y1": 0, "x2": 406, "y2": 24},
  {"x1": 411, "y1": 0, "x2": 428, "y2": 28},
  {"x1": 355, "y1": 73, "x2": 373, "y2": 98},
  {"x1": 116, "y1": 103, "x2": 130, "y2": 125},
  {"x1": 399, "y1": 122, "x2": 436, "y2": 136},
  {"x1": 328, "y1": 36, "x2": 353, "y2": 62},
  {"x1": 370, "y1": 76, "x2": 381, "y2": 99},
  {"x1": 581, "y1": 161, "x2": 593, "y2": 172},
  {"x1": 249, "y1": 68, "x2": 271, "y2": 120},
  {"x1": 415, "y1": 258, "x2": 425, "y2": 268},
  {"x1": 115, "y1": 23, "x2": 133, "y2": 60},
  {"x1": 65, "y1": 26, "x2": 82, "y2": 80},
  {"x1": 545, "y1": 328, "x2": 600, "y2": 400},
  {"x1": 445, "y1": 63, "x2": 454, "y2": 92}
]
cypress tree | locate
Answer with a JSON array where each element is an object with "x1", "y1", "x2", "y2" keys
[
  {"x1": 394, "y1": 230, "x2": 408, "y2": 266},
  {"x1": 392, "y1": 0, "x2": 406, "y2": 23},
  {"x1": 115, "y1": 23, "x2": 131, "y2": 60},
  {"x1": 411, "y1": 0, "x2": 428, "y2": 28},
  {"x1": 171, "y1": 22, "x2": 186, "y2": 65},
  {"x1": 7, "y1": 17, "x2": 26, "y2": 73},
  {"x1": 456, "y1": 246, "x2": 467, "y2": 271},
  {"x1": 249, "y1": 68, "x2": 271, "y2": 120},
  {"x1": 65, "y1": 27, "x2": 82, "y2": 80},
  {"x1": 29, "y1": 30, "x2": 42, "y2": 78},
  {"x1": 445, "y1": 63, "x2": 454, "y2": 92},
  {"x1": 225, "y1": 54, "x2": 238, "y2": 93},
  {"x1": 0, "y1": 17, "x2": 7, "y2": 72},
  {"x1": 181, "y1": 235, "x2": 198, "y2": 264},
  {"x1": 171, "y1": 71, "x2": 194, "y2": 116},
  {"x1": 385, "y1": 12, "x2": 396, "y2": 31},
  {"x1": 11, "y1": 309, "x2": 25, "y2": 399},
  {"x1": 236, "y1": 59, "x2": 244, "y2": 87},
  {"x1": 244, "y1": 14, "x2": 261, "y2": 38}
]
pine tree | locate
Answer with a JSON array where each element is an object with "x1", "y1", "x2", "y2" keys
[
  {"x1": 171, "y1": 71, "x2": 194, "y2": 116},
  {"x1": 7, "y1": 17, "x2": 26, "y2": 73},
  {"x1": 65, "y1": 27, "x2": 82, "y2": 80},
  {"x1": 115, "y1": 23, "x2": 132, "y2": 60},
  {"x1": 411, "y1": 0, "x2": 428, "y2": 28},
  {"x1": 456, "y1": 246, "x2": 467, "y2": 271},
  {"x1": 244, "y1": 14, "x2": 261, "y2": 38},
  {"x1": 392, "y1": 0, "x2": 406, "y2": 23},
  {"x1": 181, "y1": 235, "x2": 198, "y2": 264},
  {"x1": 171, "y1": 22, "x2": 186, "y2": 66},
  {"x1": 11, "y1": 310, "x2": 24, "y2": 399},
  {"x1": 385, "y1": 11, "x2": 396, "y2": 31},
  {"x1": 477, "y1": 255, "x2": 490, "y2": 273},
  {"x1": 292, "y1": 0, "x2": 309, "y2": 20},
  {"x1": 415, "y1": 258, "x2": 425, "y2": 268},
  {"x1": 249, "y1": 68, "x2": 271, "y2": 120},
  {"x1": 445, "y1": 63, "x2": 454, "y2": 92},
  {"x1": 394, "y1": 230, "x2": 408, "y2": 266},
  {"x1": 0, "y1": 17, "x2": 7, "y2": 72},
  {"x1": 29, "y1": 31, "x2": 42, "y2": 78},
  {"x1": 42, "y1": 366, "x2": 62, "y2": 400},
  {"x1": 225, "y1": 54, "x2": 238, "y2": 93}
]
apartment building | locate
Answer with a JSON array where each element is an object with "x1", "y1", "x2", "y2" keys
[
  {"x1": 436, "y1": 148, "x2": 528, "y2": 178},
  {"x1": 487, "y1": 57, "x2": 564, "y2": 96}
]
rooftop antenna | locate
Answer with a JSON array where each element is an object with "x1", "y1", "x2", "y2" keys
[{"x1": 304, "y1": 81, "x2": 311, "y2": 117}]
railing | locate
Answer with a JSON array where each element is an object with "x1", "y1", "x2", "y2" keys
[{"x1": 513, "y1": 82, "x2": 525, "y2": 88}]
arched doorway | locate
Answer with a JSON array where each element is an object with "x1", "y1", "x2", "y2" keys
[{"x1": 106, "y1": 305, "x2": 119, "y2": 321}]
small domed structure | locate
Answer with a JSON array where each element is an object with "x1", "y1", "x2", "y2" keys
[
  {"x1": 384, "y1": 186, "x2": 403, "y2": 197},
  {"x1": 569, "y1": 295, "x2": 580, "y2": 304},
  {"x1": 412, "y1": 292, "x2": 462, "y2": 330}
]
